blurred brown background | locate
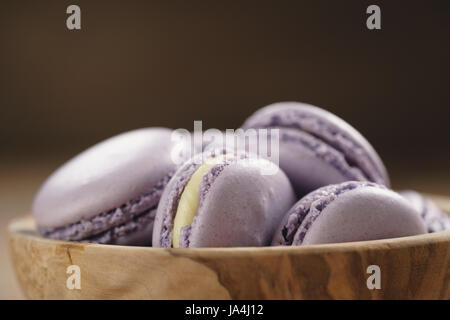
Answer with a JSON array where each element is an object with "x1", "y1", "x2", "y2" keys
[{"x1": 1, "y1": 0, "x2": 449, "y2": 299}]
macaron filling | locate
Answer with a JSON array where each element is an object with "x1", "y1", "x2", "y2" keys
[
  {"x1": 178, "y1": 162, "x2": 230, "y2": 248},
  {"x1": 38, "y1": 174, "x2": 172, "y2": 243},
  {"x1": 172, "y1": 156, "x2": 225, "y2": 248},
  {"x1": 278, "y1": 181, "x2": 381, "y2": 245}
]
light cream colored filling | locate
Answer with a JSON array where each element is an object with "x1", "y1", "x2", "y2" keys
[{"x1": 172, "y1": 156, "x2": 224, "y2": 248}]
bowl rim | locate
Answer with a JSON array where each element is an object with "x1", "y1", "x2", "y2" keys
[{"x1": 8, "y1": 214, "x2": 450, "y2": 258}]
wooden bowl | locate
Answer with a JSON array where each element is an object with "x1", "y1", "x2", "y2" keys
[{"x1": 8, "y1": 195, "x2": 450, "y2": 300}]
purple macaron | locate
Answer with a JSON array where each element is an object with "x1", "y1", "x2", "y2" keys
[
  {"x1": 272, "y1": 181, "x2": 427, "y2": 246},
  {"x1": 32, "y1": 128, "x2": 181, "y2": 245},
  {"x1": 241, "y1": 102, "x2": 390, "y2": 197},
  {"x1": 400, "y1": 190, "x2": 450, "y2": 233},
  {"x1": 152, "y1": 150, "x2": 297, "y2": 248}
]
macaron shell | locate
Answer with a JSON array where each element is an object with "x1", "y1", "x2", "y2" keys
[
  {"x1": 242, "y1": 102, "x2": 389, "y2": 186},
  {"x1": 400, "y1": 190, "x2": 450, "y2": 233},
  {"x1": 278, "y1": 128, "x2": 367, "y2": 196},
  {"x1": 270, "y1": 181, "x2": 360, "y2": 246},
  {"x1": 185, "y1": 160, "x2": 296, "y2": 247},
  {"x1": 300, "y1": 187, "x2": 427, "y2": 245},
  {"x1": 33, "y1": 127, "x2": 178, "y2": 229},
  {"x1": 204, "y1": 128, "x2": 367, "y2": 197},
  {"x1": 114, "y1": 219, "x2": 155, "y2": 246},
  {"x1": 85, "y1": 208, "x2": 156, "y2": 245}
]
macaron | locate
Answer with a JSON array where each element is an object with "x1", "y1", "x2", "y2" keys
[
  {"x1": 400, "y1": 190, "x2": 450, "y2": 233},
  {"x1": 152, "y1": 150, "x2": 297, "y2": 248},
  {"x1": 272, "y1": 181, "x2": 427, "y2": 246},
  {"x1": 241, "y1": 102, "x2": 390, "y2": 197},
  {"x1": 33, "y1": 127, "x2": 181, "y2": 245}
]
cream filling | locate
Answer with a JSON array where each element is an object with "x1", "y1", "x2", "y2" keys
[{"x1": 172, "y1": 156, "x2": 224, "y2": 248}]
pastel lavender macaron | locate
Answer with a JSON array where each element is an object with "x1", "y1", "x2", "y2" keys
[
  {"x1": 241, "y1": 102, "x2": 390, "y2": 197},
  {"x1": 272, "y1": 181, "x2": 427, "y2": 246},
  {"x1": 152, "y1": 150, "x2": 296, "y2": 248},
  {"x1": 32, "y1": 128, "x2": 181, "y2": 246},
  {"x1": 400, "y1": 190, "x2": 450, "y2": 233}
]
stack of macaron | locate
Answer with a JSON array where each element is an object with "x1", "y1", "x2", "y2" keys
[{"x1": 32, "y1": 102, "x2": 450, "y2": 247}]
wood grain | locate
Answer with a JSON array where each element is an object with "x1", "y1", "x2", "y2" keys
[{"x1": 8, "y1": 196, "x2": 450, "y2": 300}]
